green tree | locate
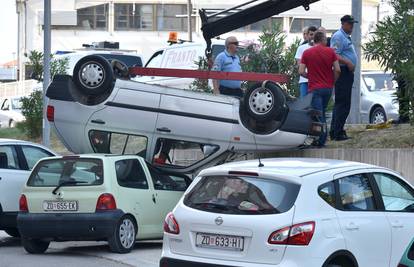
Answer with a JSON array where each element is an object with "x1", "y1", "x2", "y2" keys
[
  {"x1": 189, "y1": 56, "x2": 213, "y2": 93},
  {"x1": 239, "y1": 24, "x2": 301, "y2": 96},
  {"x1": 18, "y1": 51, "x2": 68, "y2": 139},
  {"x1": 363, "y1": 0, "x2": 414, "y2": 122}
]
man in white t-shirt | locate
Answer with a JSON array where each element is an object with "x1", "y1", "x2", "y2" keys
[{"x1": 295, "y1": 26, "x2": 317, "y2": 98}]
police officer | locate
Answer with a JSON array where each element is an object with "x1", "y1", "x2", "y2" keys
[
  {"x1": 212, "y1": 36, "x2": 243, "y2": 97},
  {"x1": 330, "y1": 15, "x2": 358, "y2": 141}
]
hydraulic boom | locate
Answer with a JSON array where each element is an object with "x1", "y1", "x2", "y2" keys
[{"x1": 200, "y1": 0, "x2": 321, "y2": 57}]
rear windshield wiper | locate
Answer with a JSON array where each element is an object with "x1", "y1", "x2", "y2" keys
[
  {"x1": 52, "y1": 180, "x2": 88, "y2": 195},
  {"x1": 192, "y1": 202, "x2": 239, "y2": 213}
]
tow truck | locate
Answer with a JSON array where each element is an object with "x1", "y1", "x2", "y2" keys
[{"x1": 46, "y1": 0, "x2": 322, "y2": 175}]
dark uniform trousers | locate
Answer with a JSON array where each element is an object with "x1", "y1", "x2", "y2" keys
[
  {"x1": 219, "y1": 86, "x2": 243, "y2": 98},
  {"x1": 330, "y1": 66, "x2": 354, "y2": 137}
]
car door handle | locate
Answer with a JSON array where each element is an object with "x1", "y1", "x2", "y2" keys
[
  {"x1": 91, "y1": 119, "x2": 105, "y2": 125},
  {"x1": 345, "y1": 222, "x2": 359, "y2": 231},
  {"x1": 156, "y1": 127, "x2": 171, "y2": 133},
  {"x1": 152, "y1": 194, "x2": 156, "y2": 204},
  {"x1": 391, "y1": 221, "x2": 404, "y2": 229}
]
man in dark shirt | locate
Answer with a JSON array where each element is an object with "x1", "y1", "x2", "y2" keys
[{"x1": 299, "y1": 31, "x2": 341, "y2": 147}]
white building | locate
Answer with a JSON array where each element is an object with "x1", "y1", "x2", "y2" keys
[{"x1": 19, "y1": 0, "x2": 381, "y2": 63}]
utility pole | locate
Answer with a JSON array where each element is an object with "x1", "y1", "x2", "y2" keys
[
  {"x1": 187, "y1": 0, "x2": 193, "y2": 41},
  {"x1": 42, "y1": 0, "x2": 51, "y2": 147},
  {"x1": 350, "y1": 0, "x2": 362, "y2": 124},
  {"x1": 16, "y1": 0, "x2": 26, "y2": 83}
]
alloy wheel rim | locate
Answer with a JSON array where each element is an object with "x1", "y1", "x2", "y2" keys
[
  {"x1": 79, "y1": 61, "x2": 105, "y2": 89},
  {"x1": 249, "y1": 88, "x2": 274, "y2": 115},
  {"x1": 373, "y1": 111, "x2": 385, "y2": 124},
  {"x1": 119, "y1": 218, "x2": 135, "y2": 249}
]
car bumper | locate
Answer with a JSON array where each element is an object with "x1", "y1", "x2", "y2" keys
[
  {"x1": 0, "y1": 211, "x2": 17, "y2": 229},
  {"x1": 159, "y1": 256, "x2": 323, "y2": 267},
  {"x1": 17, "y1": 209, "x2": 124, "y2": 240}
]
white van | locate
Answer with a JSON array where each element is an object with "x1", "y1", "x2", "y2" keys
[{"x1": 134, "y1": 41, "x2": 225, "y2": 89}]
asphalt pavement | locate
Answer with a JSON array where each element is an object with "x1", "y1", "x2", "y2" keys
[{"x1": 0, "y1": 231, "x2": 161, "y2": 267}]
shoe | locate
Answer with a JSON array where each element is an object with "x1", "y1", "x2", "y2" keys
[
  {"x1": 335, "y1": 135, "x2": 349, "y2": 141},
  {"x1": 329, "y1": 131, "x2": 334, "y2": 140}
]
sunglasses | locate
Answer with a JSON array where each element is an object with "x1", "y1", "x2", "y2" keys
[{"x1": 229, "y1": 41, "x2": 239, "y2": 46}]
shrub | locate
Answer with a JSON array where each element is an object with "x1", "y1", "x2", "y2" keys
[{"x1": 17, "y1": 91, "x2": 43, "y2": 139}]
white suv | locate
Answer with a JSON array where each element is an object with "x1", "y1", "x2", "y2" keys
[{"x1": 161, "y1": 158, "x2": 414, "y2": 267}]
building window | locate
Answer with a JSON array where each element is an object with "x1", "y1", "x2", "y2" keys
[
  {"x1": 77, "y1": 4, "x2": 108, "y2": 30},
  {"x1": 250, "y1": 17, "x2": 283, "y2": 32},
  {"x1": 115, "y1": 4, "x2": 154, "y2": 31},
  {"x1": 290, "y1": 18, "x2": 321, "y2": 33},
  {"x1": 156, "y1": 4, "x2": 193, "y2": 31}
]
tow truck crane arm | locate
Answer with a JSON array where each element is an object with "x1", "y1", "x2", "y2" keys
[{"x1": 200, "y1": 0, "x2": 321, "y2": 57}]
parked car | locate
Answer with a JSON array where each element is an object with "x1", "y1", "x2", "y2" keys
[
  {"x1": 361, "y1": 71, "x2": 399, "y2": 124},
  {"x1": 0, "y1": 96, "x2": 26, "y2": 128},
  {"x1": 17, "y1": 154, "x2": 191, "y2": 254},
  {"x1": 399, "y1": 238, "x2": 414, "y2": 267},
  {"x1": 134, "y1": 40, "x2": 225, "y2": 89},
  {"x1": 45, "y1": 55, "x2": 322, "y2": 175},
  {"x1": 160, "y1": 158, "x2": 414, "y2": 267},
  {"x1": 0, "y1": 139, "x2": 56, "y2": 237}
]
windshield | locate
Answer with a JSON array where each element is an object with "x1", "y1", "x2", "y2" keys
[
  {"x1": 363, "y1": 73, "x2": 397, "y2": 92},
  {"x1": 11, "y1": 98, "x2": 22, "y2": 110},
  {"x1": 184, "y1": 176, "x2": 300, "y2": 215},
  {"x1": 145, "y1": 50, "x2": 164, "y2": 68},
  {"x1": 27, "y1": 158, "x2": 104, "y2": 187}
]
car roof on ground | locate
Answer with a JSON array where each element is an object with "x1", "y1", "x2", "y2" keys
[{"x1": 201, "y1": 158, "x2": 377, "y2": 178}]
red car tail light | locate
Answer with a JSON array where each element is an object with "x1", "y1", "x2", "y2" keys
[
  {"x1": 47, "y1": 105, "x2": 54, "y2": 122},
  {"x1": 164, "y1": 212, "x2": 180, "y2": 235},
  {"x1": 268, "y1": 221, "x2": 315, "y2": 246},
  {"x1": 96, "y1": 193, "x2": 117, "y2": 211},
  {"x1": 19, "y1": 194, "x2": 28, "y2": 212}
]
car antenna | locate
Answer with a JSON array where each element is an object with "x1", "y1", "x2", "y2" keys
[{"x1": 252, "y1": 134, "x2": 264, "y2": 167}]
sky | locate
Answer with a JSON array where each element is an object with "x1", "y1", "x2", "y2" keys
[{"x1": 0, "y1": 0, "x2": 18, "y2": 64}]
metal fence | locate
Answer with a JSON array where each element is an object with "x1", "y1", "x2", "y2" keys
[
  {"x1": 255, "y1": 149, "x2": 414, "y2": 184},
  {"x1": 0, "y1": 80, "x2": 39, "y2": 98}
]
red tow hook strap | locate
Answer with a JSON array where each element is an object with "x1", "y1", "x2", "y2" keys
[{"x1": 129, "y1": 67, "x2": 289, "y2": 84}]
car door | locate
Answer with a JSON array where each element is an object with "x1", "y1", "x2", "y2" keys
[
  {"x1": 334, "y1": 172, "x2": 391, "y2": 267},
  {"x1": 152, "y1": 92, "x2": 232, "y2": 173},
  {"x1": 144, "y1": 163, "x2": 190, "y2": 235},
  {"x1": 370, "y1": 172, "x2": 414, "y2": 267},
  {"x1": 85, "y1": 83, "x2": 161, "y2": 159},
  {"x1": 0, "y1": 145, "x2": 27, "y2": 212},
  {"x1": 113, "y1": 157, "x2": 160, "y2": 239}
]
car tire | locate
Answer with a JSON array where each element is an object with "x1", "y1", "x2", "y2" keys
[
  {"x1": 4, "y1": 227, "x2": 20, "y2": 237},
  {"x1": 243, "y1": 81, "x2": 287, "y2": 122},
  {"x1": 9, "y1": 120, "x2": 16, "y2": 128},
  {"x1": 72, "y1": 55, "x2": 114, "y2": 97},
  {"x1": 370, "y1": 106, "x2": 387, "y2": 124},
  {"x1": 21, "y1": 237, "x2": 50, "y2": 254},
  {"x1": 108, "y1": 215, "x2": 137, "y2": 254}
]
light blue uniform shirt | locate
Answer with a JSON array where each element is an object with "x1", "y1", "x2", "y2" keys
[
  {"x1": 330, "y1": 28, "x2": 357, "y2": 66},
  {"x1": 212, "y1": 50, "x2": 242, "y2": 89}
]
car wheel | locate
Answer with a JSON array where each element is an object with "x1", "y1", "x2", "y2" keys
[
  {"x1": 325, "y1": 257, "x2": 355, "y2": 267},
  {"x1": 73, "y1": 55, "x2": 114, "y2": 97},
  {"x1": 108, "y1": 215, "x2": 137, "y2": 253},
  {"x1": 243, "y1": 81, "x2": 287, "y2": 122},
  {"x1": 370, "y1": 106, "x2": 387, "y2": 124},
  {"x1": 21, "y1": 237, "x2": 50, "y2": 254},
  {"x1": 9, "y1": 120, "x2": 16, "y2": 128},
  {"x1": 4, "y1": 228, "x2": 20, "y2": 237}
]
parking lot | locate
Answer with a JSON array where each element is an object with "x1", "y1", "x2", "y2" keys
[{"x1": 0, "y1": 231, "x2": 161, "y2": 267}]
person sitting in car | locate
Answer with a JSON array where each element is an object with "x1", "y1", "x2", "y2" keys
[{"x1": 212, "y1": 36, "x2": 243, "y2": 98}]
